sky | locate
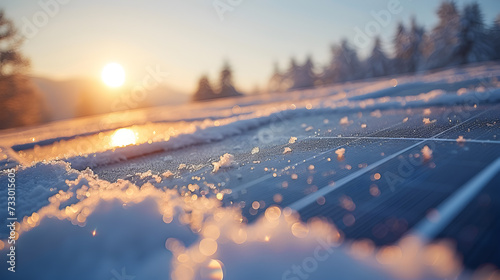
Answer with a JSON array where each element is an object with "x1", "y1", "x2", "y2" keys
[{"x1": 2, "y1": 0, "x2": 500, "y2": 94}]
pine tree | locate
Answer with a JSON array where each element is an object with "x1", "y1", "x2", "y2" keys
[
  {"x1": 218, "y1": 62, "x2": 242, "y2": 98},
  {"x1": 289, "y1": 55, "x2": 316, "y2": 90},
  {"x1": 393, "y1": 19, "x2": 424, "y2": 74},
  {"x1": 0, "y1": 9, "x2": 46, "y2": 129},
  {"x1": 0, "y1": 10, "x2": 29, "y2": 77},
  {"x1": 322, "y1": 40, "x2": 361, "y2": 84},
  {"x1": 268, "y1": 62, "x2": 284, "y2": 93},
  {"x1": 456, "y1": 3, "x2": 494, "y2": 64},
  {"x1": 302, "y1": 56, "x2": 317, "y2": 87},
  {"x1": 366, "y1": 37, "x2": 391, "y2": 78},
  {"x1": 425, "y1": 1, "x2": 461, "y2": 70},
  {"x1": 282, "y1": 57, "x2": 300, "y2": 90},
  {"x1": 338, "y1": 40, "x2": 361, "y2": 82},
  {"x1": 407, "y1": 17, "x2": 426, "y2": 72},
  {"x1": 322, "y1": 48, "x2": 337, "y2": 85},
  {"x1": 192, "y1": 75, "x2": 216, "y2": 101},
  {"x1": 393, "y1": 22, "x2": 410, "y2": 73}
]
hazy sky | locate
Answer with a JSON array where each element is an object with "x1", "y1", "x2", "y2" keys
[{"x1": 3, "y1": 0, "x2": 500, "y2": 93}]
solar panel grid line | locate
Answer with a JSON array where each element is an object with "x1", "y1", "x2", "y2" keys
[
  {"x1": 432, "y1": 176, "x2": 500, "y2": 270},
  {"x1": 330, "y1": 142, "x2": 500, "y2": 244},
  {"x1": 406, "y1": 157, "x2": 500, "y2": 243},
  {"x1": 297, "y1": 152, "x2": 498, "y2": 245},
  {"x1": 346, "y1": 190, "x2": 447, "y2": 235},
  {"x1": 228, "y1": 118, "x2": 413, "y2": 196},
  {"x1": 424, "y1": 108, "x2": 496, "y2": 140},
  {"x1": 288, "y1": 108, "x2": 495, "y2": 212},
  {"x1": 314, "y1": 136, "x2": 500, "y2": 145},
  {"x1": 289, "y1": 151, "x2": 448, "y2": 222},
  {"x1": 229, "y1": 141, "x2": 357, "y2": 196},
  {"x1": 287, "y1": 141, "x2": 426, "y2": 211}
]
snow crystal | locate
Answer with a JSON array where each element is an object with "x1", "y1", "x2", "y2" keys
[
  {"x1": 403, "y1": 117, "x2": 409, "y2": 123},
  {"x1": 212, "y1": 153, "x2": 236, "y2": 173},
  {"x1": 339, "y1": 116, "x2": 350, "y2": 125},
  {"x1": 251, "y1": 147, "x2": 260, "y2": 154},
  {"x1": 162, "y1": 170, "x2": 174, "y2": 178},
  {"x1": 283, "y1": 147, "x2": 292, "y2": 154},
  {"x1": 456, "y1": 136, "x2": 466, "y2": 144},
  {"x1": 187, "y1": 184, "x2": 199, "y2": 192},
  {"x1": 422, "y1": 118, "x2": 437, "y2": 125},
  {"x1": 421, "y1": 145, "x2": 433, "y2": 161},
  {"x1": 178, "y1": 163, "x2": 187, "y2": 170},
  {"x1": 138, "y1": 170, "x2": 155, "y2": 179},
  {"x1": 288, "y1": 137, "x2": 297, "y2": 144},
  {"x1": 423, "y1": 108, "x2": 431, "y2": 116},
  {"x1": 335, "y1": 148, "x2": 346, "y2": 160}
]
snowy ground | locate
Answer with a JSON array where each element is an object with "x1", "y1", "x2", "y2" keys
[{"x1": 1, "y1": 62, "x2": 500, "y2": 280}]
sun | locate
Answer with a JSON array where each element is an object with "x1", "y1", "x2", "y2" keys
[{"x1": 101, "y1": 63, "x2": 125, "y2": 87}]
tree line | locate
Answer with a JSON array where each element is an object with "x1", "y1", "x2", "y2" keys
[
  {"x1": 192, "y1": 62, "x2": 243, "y2": 101},
  {"x1": 268, "y1": 1, "x2": 500, "y2": 92}
]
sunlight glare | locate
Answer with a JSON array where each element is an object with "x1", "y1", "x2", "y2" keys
[
  {"x1": 101, "y1": 63, "x2": 125, "y2": 87},
  {"x1": 111, "y1": 128, "x2": 137, "y2": 147}
]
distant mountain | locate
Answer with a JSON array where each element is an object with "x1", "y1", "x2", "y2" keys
[{"x1": 31, "y1": 76, "x2": 189, "y2": 122}]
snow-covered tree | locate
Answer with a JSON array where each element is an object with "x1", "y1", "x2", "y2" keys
[
  {"x1": 393, "y1": 18, "x2": 425, "y2": 73},
  {"x1": 282, "y1": 57, "x2": 300, "y2": 90},
  {"x1": 322, "y1": 40, "x2": 361, "y2": 84},
  {"x1": 366, "y1": 37, "x2": 392, "y2": 78},
  {"x1": 192, "y1": 75, "x2": 216, "y2": 101},
  {"x1": 322, "y1": 47, "x2": 337, "y2": 85},
  {"x1": 456, "y1": 3, "x2": 495, "y2": 64},
  {"x1": 289, "y1": 55, "x2": 316, "y2": 90},
  {"x1": 408, "y1": 18, "x2": 426, "y2": 72},
  {"x1": 393, "y1": 22, "x2": 410, "y2": 73},
  {"x1": 425, "y1": 1, "x2": 461, "y2": 70},
  {"x1": 268, "y1": 62, "x2": 284, "y2": 93},
  {"x1": 218, "y1": 62, "x2": 242, "y2": 98}
]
